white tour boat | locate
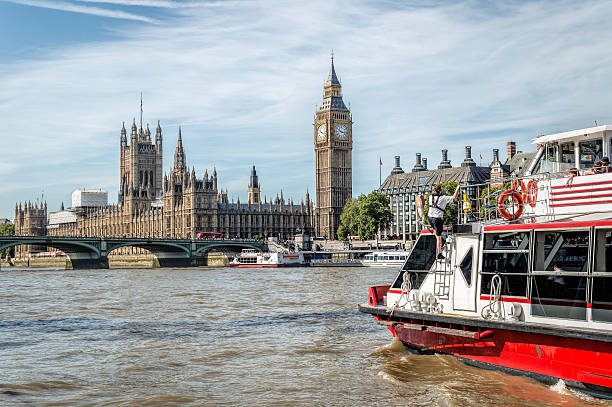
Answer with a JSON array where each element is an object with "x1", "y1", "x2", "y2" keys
[
  {"x1": 361, "y1": 125, "x2": 612, "y2": 399},
  {"x1": 230, "y1": 249, "x2": 305, "y2": 267},
  {"x1": 362, "y1": 251, "x2": 410, "y2": 267}
]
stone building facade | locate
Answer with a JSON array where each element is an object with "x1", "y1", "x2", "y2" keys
[
  {"x1": 14, "y1": 122, "x2": 312, "y2": 256},
  {"x1": 380, "y1": 144, "x2": 534, "y2": 241},
  {"x1": 314, "y1": 55, "x2": 352, "y2": 239},
  {"x1": 13, "y1": 201, "x2": 48, "y2": 258}
]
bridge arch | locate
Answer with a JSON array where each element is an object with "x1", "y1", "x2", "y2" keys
[
  {"x1": 193, "y1": 241, "x2": 264, "y2": 256},
  {"x1": 0, "y1": 238, "x2": 104, "y2": 269},
  {"x1": 106, "y1": 240, "x2": 193, "y2": 268}
]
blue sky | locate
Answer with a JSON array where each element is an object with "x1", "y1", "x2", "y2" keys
[{"x1": 2, "y1": 0, "x2": 612, "y2": 218}]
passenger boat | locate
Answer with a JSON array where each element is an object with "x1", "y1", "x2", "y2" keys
[
  {"x1": 362, "y1": 251, "x2": 410, "y2": 267},
  {"x1": 360, "y1": 125, "x2": 612, "y2": 398},
  {"x1": 229, "y1": 249, "x2": 305, "y2": 267}
]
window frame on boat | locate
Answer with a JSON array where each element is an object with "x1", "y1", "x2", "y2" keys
[
  {"x1": 480, "y1": 231, "x2": 531, "y2": 298},
  {"x1": 592, "y1": 227, "x2": 612, "y2": 323},
  {"x1": 391, "y1": 234, "x2": 436, "y2": 290},
  {"x1": 530, "y1": 228, "x2": 591, "y2": 321}
]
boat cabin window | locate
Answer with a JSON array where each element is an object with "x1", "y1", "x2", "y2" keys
[
  {"x1": 531, "y1": 230, "x2": 589, "y2": 320},
  {"x1": 532, "y1": 144, "x2": 558, "y2": 174},
  {"x1": 593, "y1": 228, "x2": 612, "y2": 322},
  {"x1": 560, "y1": 142, "x2": 575, "y2": 170},
  {"x1": 533, "y1": 231, "x2": 589, "y2": 272},
  {"x1": 459, "y1": 248, "x2": 473, "y2": 286},
  {"x1": 579, "y1": 139, "x2": 603, "y2": 168},
  {"x1": 391, "y1": 234, "x2": 436, "y2": 290},
  {"x1": 484, "y1": 232, "x2": 529, "y2": 251},
  {"x1": 481, "y1": 232, "x2": 529, "y2": 297}
]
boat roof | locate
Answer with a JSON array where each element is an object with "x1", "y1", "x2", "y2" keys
[{"x1": 532, "y1": 125, "x2": 612, "y2": 144}]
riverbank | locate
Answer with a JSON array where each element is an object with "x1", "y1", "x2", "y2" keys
[{"x1": 0, "y1": 252, "x2": 230, "y2": 269}]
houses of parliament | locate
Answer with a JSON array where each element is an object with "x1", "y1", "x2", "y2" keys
[{"x1": 13, "y1": 56, "x2": 353, "y2": 252}]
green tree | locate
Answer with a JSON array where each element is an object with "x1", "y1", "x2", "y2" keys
[
  {"x1": 0, "y1": 223, "x2": 14, "y2": 258},
  {"x1": 337, "y1": 191, "x2": 392, "y2": 240},
  {"x1": 337, "y1": 198, "x2": 358, "y2": 241}
]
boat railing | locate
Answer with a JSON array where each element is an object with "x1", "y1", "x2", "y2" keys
[{"x1": 452, "y1": 170, "x2": 596, "y2": 225}]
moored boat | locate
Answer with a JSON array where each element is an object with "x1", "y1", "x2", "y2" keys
[
  {"x1": 360, "y1": 125, "x2": 612, "y2": 399},
  {"x1": 362, "y1": 250, "x2": 410, "y2": 267},
  {"x1": 230, "y1": 249, "x2": 305, "y2": 267}
]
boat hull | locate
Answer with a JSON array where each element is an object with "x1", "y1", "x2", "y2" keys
[
  {"x1": 228, "y1": 263, "x2": 303, "y2": 268},
  {"x1": 385, "y1": 316, "x2": 612, "y2": 398}
]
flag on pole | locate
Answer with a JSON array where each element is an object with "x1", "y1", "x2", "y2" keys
[{"x1": 379, "y1": 158, "x2": 382, "y2": 166}]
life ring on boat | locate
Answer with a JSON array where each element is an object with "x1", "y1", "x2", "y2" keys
[
  {"x1": 415, "y1": 194, "x2": 425, "y2": 220},
  {"x1": 497, "y1": 189, "x2": 524, "y2": 220},
  {"x1": 511, "y1": 179, "x2": 525, "y2": 194},
  {"x1": 525, "y1": 180, "x2": 538, "y2": 208}
]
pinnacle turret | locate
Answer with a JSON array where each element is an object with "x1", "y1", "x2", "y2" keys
[{"x1": 325, "y1": 53, "x2": 341, "y2": 87}]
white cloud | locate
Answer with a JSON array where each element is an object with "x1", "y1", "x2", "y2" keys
[
  {"x1": 3, "y1": 0, "x2": 612, "y2": 217},
  {"x1": 1, "y1": 0, "x2": 156, "y2": 21}
]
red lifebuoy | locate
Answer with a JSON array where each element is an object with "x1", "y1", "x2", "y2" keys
[
  {"x1": 525, "y1": 180, "x2": 538, "y2": 208},
  {"x1": 498, "y1": 189, "x2": 524, "y2": 220},
  {"x1": 511, "y1": 179, "x2": 525, "y2": 193},
  {"x1": 415, "y1": 194, "x2": 425, "y2": 219}
]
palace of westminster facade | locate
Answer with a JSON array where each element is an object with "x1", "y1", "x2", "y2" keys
[{"x1": 13, "y1": 57, "x2": 354, "y2": 253}]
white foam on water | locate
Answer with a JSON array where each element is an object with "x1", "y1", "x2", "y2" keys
[
  {"x1": 549, "y1": 379, "x2": 569, "y2": 395},
  {"x1": 377, "y1": 370, "x2": 403, "y2": 385}
]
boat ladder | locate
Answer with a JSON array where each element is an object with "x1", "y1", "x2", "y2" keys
[{"x1": 433, "y1": 239, "x2": 453, "y2": 299}]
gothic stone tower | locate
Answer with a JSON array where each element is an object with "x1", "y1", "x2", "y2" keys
[
  {"x1": 314, "y1": 55, "x2": 352, "y2": 239},
  {"x1": 119, "y1": 117, "x2": 163, "y2": 210},
  {"x1": 248, "y1": 165, "x2": 261, "y2": 204}
]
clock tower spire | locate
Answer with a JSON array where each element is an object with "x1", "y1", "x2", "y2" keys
[{"x1": 314, "y1": 54, "x2": 352, "y2": 239}]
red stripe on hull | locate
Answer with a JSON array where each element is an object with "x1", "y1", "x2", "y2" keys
[
  {"x1": 550, "y1": 199, "x2": 612, "y2": 207},
  {"x1": 551, "y1": 179, "x2": 612, "y2": 189},
  {"x1": 392, "y1": 325, "x2": 612, "y2": 391}
]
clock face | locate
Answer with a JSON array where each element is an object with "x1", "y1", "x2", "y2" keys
[
  {"x1": 335, "y1": 124, "x2": 348, "y2": 140},
  {"x1": 317, "y1": 124, "x2": 326, "y2": 141}
]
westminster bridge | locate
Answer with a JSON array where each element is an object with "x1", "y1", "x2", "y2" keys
[{"x1": 0, "y1": 236, "x2": 267, "y2": 269}]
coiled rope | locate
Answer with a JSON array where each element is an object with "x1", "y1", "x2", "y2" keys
[
  {"x1": 481, "y1": 274, "x2": 503, "y2": 319},
  {"x1": 390, "y1": 271, "x2": 412, "y2": 317}
]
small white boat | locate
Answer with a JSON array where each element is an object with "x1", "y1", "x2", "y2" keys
[
  {"x1": 230, "y1": 249, "x2": 305, "y2": 267},
  {"x1": 362, "y1": 251, "x2": 410, "y2": 267}
]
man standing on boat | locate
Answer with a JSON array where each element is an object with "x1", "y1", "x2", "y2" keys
[{"x1": 428, "y1": 184, "x2": 460, "y2": 259}]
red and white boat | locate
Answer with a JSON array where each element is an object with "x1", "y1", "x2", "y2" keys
[
  {"x1": 361, "y1": 125, "x2": 612, "y2": 399},
  {"x1": 229, "y1": 249, "x2": 305, "y2": 267}
]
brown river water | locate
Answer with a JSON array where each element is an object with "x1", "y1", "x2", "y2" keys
[{"x1": 0, "y1": 266, "x2": 610, "y2": 407}]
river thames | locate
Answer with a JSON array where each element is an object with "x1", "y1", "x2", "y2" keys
[{"x1": 0, "y1": 266, "x2": 608, "y2": 406}]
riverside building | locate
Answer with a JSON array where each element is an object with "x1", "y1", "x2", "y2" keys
[
  {"x1": 14, "y1": 122, "x2": 313, "y2": 257},
  {"x1": 13, "y1": 56, "x2": 354, "y2": 251},
  {"x1": 380, "y1": 143, "x2": 532, "y2": 241}
]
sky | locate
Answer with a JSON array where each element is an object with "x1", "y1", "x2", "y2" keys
[{"x1": 2, "y1": 0, "x2": 612, "y2": 219}]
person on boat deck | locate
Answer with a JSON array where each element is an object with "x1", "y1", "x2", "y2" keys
[
  {"x1": 566, "y1": 167, "x2": 579, "y2": 186},
  {"x1": 601, "y1": 157, "x2": 611, "y2": 173},
  {"x1": 427, "y1": 184, "x2": 460, "y2": 260}
]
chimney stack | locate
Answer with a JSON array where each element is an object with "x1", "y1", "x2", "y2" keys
[
  {"x1": 493, "y1": 148, "x2": 499, "y2": 163},
  {"x1": 438, "y1": 149, "x2": 452, "y2": 169},
  {"x1": 508, "y1": 141, "x2": 516, "y2": 161},
  {"x1": 391, "y1": 155, "x2": 404, "y2": 175},
  {"x1": 423, "y1": 158, "x2": 428, "y2": 170},
  {"x1": 412, "y1": 153, "x2": 425, "y2": 172},
  {"x1": 461, "y1": 146, "x2": 476, "y2": 167}
]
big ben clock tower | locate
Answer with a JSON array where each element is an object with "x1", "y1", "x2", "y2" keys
[{"x1": 314, "y1": 54, "x2": 352, "y2": 239}]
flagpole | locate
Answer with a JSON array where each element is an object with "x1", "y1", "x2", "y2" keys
[{"x1": 379, "y1": 157, "x2": 382, "y2": 187}]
